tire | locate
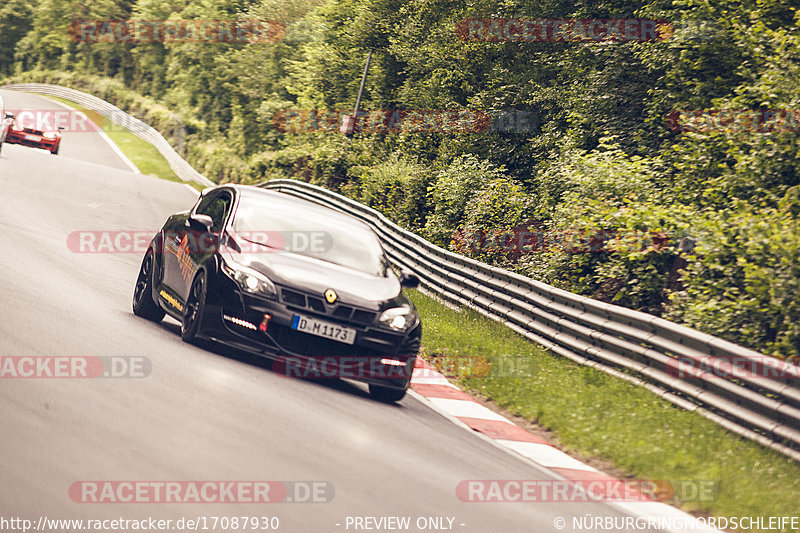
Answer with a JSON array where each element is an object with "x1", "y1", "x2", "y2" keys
[
  {"x1": 182, "y1": 270, "x2": 207, "y2": 344},
  {"x1": 369, "y1": 384, "x2": 408, "y2": 403},
  {"x1": 132, "y1": 250, "x2": 165, "y2": 322},
  {"x1": 51, "y1": 145, "x2": 59, "y2": 155}
]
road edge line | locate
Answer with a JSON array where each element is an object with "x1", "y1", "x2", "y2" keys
[{"x1": 37, "y1": 94, "x2": 140, "y2": 174}]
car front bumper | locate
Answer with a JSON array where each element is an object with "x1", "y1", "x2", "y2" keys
[
  {"x1": 201, "y1": 281, "x2": 420, "y2": 390},
  {"x1": 5, "y1": 130, "x2": 60, "y2": 151}
]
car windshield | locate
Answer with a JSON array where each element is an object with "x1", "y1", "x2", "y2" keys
[{"x1": 232, "y1": 191, "x2": 388, "y2": 277}]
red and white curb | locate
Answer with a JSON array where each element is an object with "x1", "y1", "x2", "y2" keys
[{"x1": 408, "y1": 359, "x2": 719, "y2": 533}]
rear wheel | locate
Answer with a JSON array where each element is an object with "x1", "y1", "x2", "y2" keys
[
  {"x1": 182, "y1": 271, "x2": 207, "y2": 344},
  {"x1": 132, "y1": 250, "x2": 165, "y2": 322}
]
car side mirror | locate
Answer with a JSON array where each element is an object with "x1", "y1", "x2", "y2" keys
[
  {"x1": 186, "y1": 214, "x2": 214, "y2": 232},
  {"x1": 399, "y1": 270, "x2": 420, "y2": 289},
  {"x1": 58, "y1": 126, "x2": 65, "y2": 130},
  {"x1": 4, "y1": 113, "x2": 14, "y2": 120}
]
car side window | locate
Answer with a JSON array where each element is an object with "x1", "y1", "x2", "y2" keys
[{"x1": 196, "y1": 192, "x2": 232, "y2": 233}]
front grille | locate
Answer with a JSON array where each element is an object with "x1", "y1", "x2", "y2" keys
[
  {"x1": 307, "y1": 297, "x2": 325, "y2": 312},
  {"x1": 17, "y1": 140, "x2": 49, "y2": 149},
  {"x1": 352, "y1": 309, "x2": 375, "y2": 324},
  {"x1": 282, "y1": 288, "x2": 305, "y2": 307},
  {"x1": 278, "y1": 286, "x2": 377, "y2": 326}
]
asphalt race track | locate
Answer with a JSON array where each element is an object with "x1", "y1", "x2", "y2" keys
[{"x1": 0, "y1": 91, "x2": 657, "y2": 532}]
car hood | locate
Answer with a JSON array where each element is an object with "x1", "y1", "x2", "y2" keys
[{"x1": 222, "y1": 246, "x2": 403, "y2": 309}]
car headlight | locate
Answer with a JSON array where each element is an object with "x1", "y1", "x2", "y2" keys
[
  {"x1": 43, "y1": 132, "x2": 57, "y2": 139},
  {"x1": 221, "y1": 258, "x2": 277, "y2": 299},
  {"x1": 11, "y1": 124, "x2": 22, "y2": 132},
  {"x1": 379, "y1": 306, "x2": 415, "y2": 331}
]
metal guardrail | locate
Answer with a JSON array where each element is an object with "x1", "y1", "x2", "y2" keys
[
  {"x1": 261, "y1": 179, "x2": 800, "y2": 462},
  {"x1": 5, "y1": 82, "x2": 796, "y2": 460},
  {"x1": 0, "y1": 83, "x2": 214, "y2": 187}
]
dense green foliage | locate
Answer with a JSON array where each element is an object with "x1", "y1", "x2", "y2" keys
[{"x1": 2, "y1": 0, "x2": 799, "y2": 358}]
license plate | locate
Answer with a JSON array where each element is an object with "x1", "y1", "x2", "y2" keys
[
  {"x1": 24, "y1": 134, "x2": 41, "y2": 142},
  {"x1": 291, "y1": 314, "x2": 356, "y2": 345}
]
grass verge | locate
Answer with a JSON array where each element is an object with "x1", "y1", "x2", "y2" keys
[
  {"x1": 408, "y1": 290, "x2": 800, "y2": 525},
  {"x1": 38, "y1": 94, "x2": 202, "y2": 190}
]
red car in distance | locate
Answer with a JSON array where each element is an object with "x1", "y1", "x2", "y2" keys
[{"x1": 3, "y1": 112, "x2": 63, "y2": 155}]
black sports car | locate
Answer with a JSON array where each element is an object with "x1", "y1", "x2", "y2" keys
[{"x1": 133, "y1": 184, "x2": 421, "y2": 402}]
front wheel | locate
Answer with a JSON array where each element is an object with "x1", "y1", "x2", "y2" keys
[
  {"x1": 182, "y1": 271, "x2": 207, "y2": 344},
  {"x1": 132, "y1": 250, "x2": 165, "y2": 322},
  {"x1": 369, "y1": 384, "x2": 408, "y2": 403}
]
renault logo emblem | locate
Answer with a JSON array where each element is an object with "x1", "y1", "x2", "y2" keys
[{"x1": 324, "y1": 289, "x2": 337, "y2": 304}]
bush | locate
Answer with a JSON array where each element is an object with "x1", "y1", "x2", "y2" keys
[
  {"x1": 666, "y1": 203, "x2": 800, "y2": 359},
  {"x1": 353, "y1": 155, "x2": 431, "y2": 230},
  {"x1": 423, "y1": 154, "x2": 506, "y2": 246},
  {"x1": 451, "y1": 178, "x2": 535, "y2": 264},
  {"x1": 534, "y1": 139, "x2": 661, "y2": 220},
  {"x1": 517, "y1": 144, "x2": 695, "y2": 315}
]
